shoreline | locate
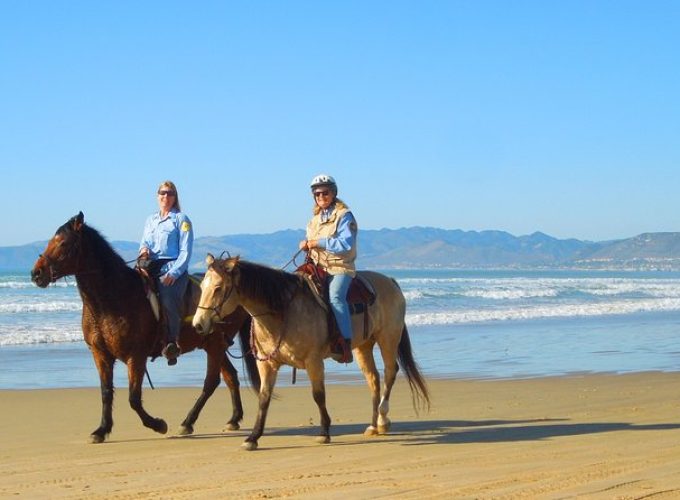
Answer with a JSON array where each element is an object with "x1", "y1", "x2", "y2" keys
[
  {"x1": 4, "y1": 308, "x2": 680, "y2": 390},
  {"x1": 3, "y1": 372, "x2": 680, "y2": 498}
]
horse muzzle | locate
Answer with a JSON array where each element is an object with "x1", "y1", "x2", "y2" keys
[
  {"x1": 192, "y1": 311, "x2": 215, "y2": 336},
  {"x1": 31, "y1": 265, "x2": 52, "y2": 288}
]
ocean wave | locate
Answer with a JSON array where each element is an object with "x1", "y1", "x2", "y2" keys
[
  {"x1": 405, "y1": 298, "x2": 680, "y2": 326},
  {"x1": 460, "y1": 288, "x2": 559, "y2": 300},
  {"x1": 402, "y1": 290, "x2": 425, "y2": 301},
  {"x1": 0, "y1": 279, "x2": 74, "y2": 289},
  {"x1": 0, "y1": 301, "x2": 82, "y2": 314},
  {"x1": 400, "y1": 277, "x2": 680, "y2": 302},
  {"x1": 0, "y1": 325, "x2": 82, "y2": 346}
]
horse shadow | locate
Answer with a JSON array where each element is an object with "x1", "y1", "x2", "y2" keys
[
  {"x1": 262, "y1": 418, "x2": 680, "y2": 447},
  {"x1": 115, "y1": 418, "x2": 680, "y2": 449}
]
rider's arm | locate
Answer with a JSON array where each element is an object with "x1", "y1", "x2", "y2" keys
[
  {"x1": 316, "y1": 212, "x2": 357, "y2": 254},
  {"x1": 165, "y1": 214, "x2": 194, "y2": 279}
]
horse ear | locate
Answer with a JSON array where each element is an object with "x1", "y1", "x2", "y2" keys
[
  {"x1": 222, "y1": 256, "x2": 239, "y2": 272},
  {"x1": 71, "y1": 211, "x2": 84, "y2": 232},
  {"x1": 205, "y1": 253, "x2": 215, "y2": 267}
]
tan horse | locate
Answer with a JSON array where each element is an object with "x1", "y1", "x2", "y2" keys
[{"x1": 192, "y1": 254, "x2": 430, "y2": 450}]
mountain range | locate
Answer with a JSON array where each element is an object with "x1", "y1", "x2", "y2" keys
[{"x1": 4, "y1": 227, "x2": 680, "y2": 272}]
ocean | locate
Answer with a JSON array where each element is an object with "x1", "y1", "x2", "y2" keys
[{"x1": 2, "y1": 269, "x2": 680, "y2": 389}]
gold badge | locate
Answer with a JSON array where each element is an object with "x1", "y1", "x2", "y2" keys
[{"x1": 181, "y1": 221, "x2": 191, "y2": 232}]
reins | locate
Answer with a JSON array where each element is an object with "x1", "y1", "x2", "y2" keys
[
  {"x1": 280, "y1": 248, "x2": 305, "y2": 271},
  {"x1": 203, "y1": 255, "x2": 303, "y2": 364},
  {"x1": 249, "y1": 317, "x2": 286, "y2": 362}
]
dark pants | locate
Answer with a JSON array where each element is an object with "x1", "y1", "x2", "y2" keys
[{"x1": 158, "y1": 272, "x2": 189, "y2": 343}]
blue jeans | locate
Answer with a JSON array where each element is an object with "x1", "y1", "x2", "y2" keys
[
  {"x1": 158, "y1": 272, "x2": 189, "y2": 343},
  {"x1": 328, "y1": 273, "x2": 353, "y2": 342}
]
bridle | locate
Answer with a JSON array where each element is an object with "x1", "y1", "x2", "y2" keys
[
  {"x1": 38, "y1": 231, "x2": 84, "y2": 284},
  {"x1": 195, "y1": 265, "x2": 237, "y2": 322},
  {"x1": 195, "y1": 259, "x2": 292, "y2": 362}
]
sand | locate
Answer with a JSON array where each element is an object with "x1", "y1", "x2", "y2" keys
[{"x1": 2, "y1": 373, "x2": 680, "y2": 498}]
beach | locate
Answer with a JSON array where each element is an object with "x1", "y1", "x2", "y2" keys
[
  {"x1": 4, "y1": 269, "x2": 680, "y2": 497},
  {"x1": 3, "y1": 373, "x2": 680, "y2": 498}
]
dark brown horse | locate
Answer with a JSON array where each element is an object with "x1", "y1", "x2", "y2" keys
[{"x1": 31, "y1": 212, "x2": 259, "y2": 443}]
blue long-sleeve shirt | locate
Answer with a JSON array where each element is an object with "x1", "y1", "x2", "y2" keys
[
  {"x1": 316, "y1": 210, "x2": 357, "y2": 254},
  {"x1": 139, "y1": 209, "x2": 194, "y2": 279}
]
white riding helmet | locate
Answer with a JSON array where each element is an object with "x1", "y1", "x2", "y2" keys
[{"x1": 310, "y1": 174, "x2": 337, "y2": 193}]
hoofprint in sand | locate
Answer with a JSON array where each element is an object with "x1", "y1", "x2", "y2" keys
[{"x1": 2, "y1": 374, "x2": 680, "y2": 498}]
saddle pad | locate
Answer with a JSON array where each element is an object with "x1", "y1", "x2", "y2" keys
[
  {"x1": 147, "y1": 290, "x2": 160, "y2": 321},
  {"x1": 301, "y1": 274, "x2": 329, "y2": 311},
  {"x1": 351, "y1": 272, "x2": 377, "y2": 305}
]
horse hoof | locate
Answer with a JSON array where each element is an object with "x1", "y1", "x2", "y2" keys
[
  {"x1": 315, "y1": 435, "x2": 331, "y2": 444},
  {"x1": 363, "y1": 426, "x2": 379, "y2": 437},
  {"x1": 89, "y1": 433, "x2": 106, "y2": 444},
  {"x1": 156, "y1": 419, "x2": 168, "y2": 435},
  {"x1": 378, "y1": 424, "x2": 390, "y2": 434},
  {"x1": 177, "y1": 425, "x2": 193, "y2": 436},
  {"x1": 224, "y1": 422, "x2": 240, "y2": 431},
  {"x1": 241, "y1": 441, "x2": 258, "y2": 451}
]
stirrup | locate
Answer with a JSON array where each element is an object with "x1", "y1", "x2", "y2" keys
[
  {"x1": 162, "y1": 342, "x2": 180, "y2": 366},
  {"x1": 330, "y1": 338, "x2": 353, "y2": 364}
]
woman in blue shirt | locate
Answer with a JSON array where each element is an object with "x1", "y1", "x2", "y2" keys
[
  {"x1": 138, "y1": 180, "x2": 194, "y2": 365},
  {"x1": 299, "y1": 174, "x2": 358, "y2": 363}
]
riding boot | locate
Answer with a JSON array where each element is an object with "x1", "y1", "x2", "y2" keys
[
  {"x1": 330, "y1": 337, "x2": 353, "y2": 364},
  {"x1": 160, "y1": 312, "x2": 180, "y2": 366},
  {"x1": 342, "y1": 338, "x2": 353, "y2": 363},
  {"x1": 162, "y1": 341, "x2": 180, "y2": 366}
]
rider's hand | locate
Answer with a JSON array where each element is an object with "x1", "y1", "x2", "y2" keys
[
  {"x1": 299, "y1": 240, "x2": 309, "y2": 251},
  {"x1": 161, "y1": 274, "x2": 176, "y2": 286}
]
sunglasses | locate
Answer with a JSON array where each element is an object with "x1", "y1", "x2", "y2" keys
[
  {"x1": 313, "y1": 190, "x2": 331, "y2": 198},
  {"x1": 158, "y1": 190, "x2": 176, "y2": 196}
]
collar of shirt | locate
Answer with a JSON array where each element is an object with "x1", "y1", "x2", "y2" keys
[
  {"x1": 320, "y1": 204, "x2": 336, "y2": 223},
  {"x1": 156, "y1": 208, "x2": 179, "y2": 222}
]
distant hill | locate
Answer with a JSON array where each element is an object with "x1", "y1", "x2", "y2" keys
[
  {"x1": 571, "y1": 232, "x2": 680, "y2": 270},
  {"x1": 4, "y1": 227, "x2": 680, "y2": 272}
]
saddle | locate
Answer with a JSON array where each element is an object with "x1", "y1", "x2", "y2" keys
[
  {"x1": 135, "y1": 258, "x2": 195, "y2": 361},
  {"x1": 295, "y1": 261, "x2": 376, "y2": 345},
  {"x1": 136, "y1": 263, "x2": 161, "y2": 321}
]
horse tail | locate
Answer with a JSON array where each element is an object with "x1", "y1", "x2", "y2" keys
[
  {"x1": 238, "y1": 315, "x2": 261, "y2": 393},
  {"x1": 398, "y1": 325, "x2": 431, "y2": 412}
]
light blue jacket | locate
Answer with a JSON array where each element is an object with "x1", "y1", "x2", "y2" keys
[
  {"x1": 139, "y1": 209, "x2": 194, "y2": 279},
  {"x1": 316, "y1": 209, "x2": 357, "y2": 254}
]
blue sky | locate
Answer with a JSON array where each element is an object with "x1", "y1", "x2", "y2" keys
[{"x1": 1, "y1": 1, "x2": 679, "y2": 247}]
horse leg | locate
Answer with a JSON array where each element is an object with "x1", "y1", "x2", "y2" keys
[
  {"x1": 178, "y1": 350, "x2": 222, "y2": 436},
  {"x1": 90, "y1": 349, "x2": 115, "y2": 444},
  {"x1": 377, "y1": 340, "x2": 400, "y2": 434},
  {"x1": 127, "y1": 356, "x2": 168, "y2": 435},
  {"x1": 220, "y1": 353, "x2": 244, "y2": 431},
  {"x1": 355, "y1": 345, "x2": 382, "y2": 436},
  {"x1": 306, "y1": 359, "x2": 331, "y2": 444},
  {"x1": 242, "y1": 361, "x2": 278, "y2": 451}
]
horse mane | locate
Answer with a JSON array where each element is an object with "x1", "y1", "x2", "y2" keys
[
  {"x1": 85, "y1": 225, "x2": 130, "y2": 270},
  {"x1": 236, "y1": 260, "x2": 302, "y2": 314},
  {"x1": 58, "y1": 220, "x2": 130, "y2": 276}
]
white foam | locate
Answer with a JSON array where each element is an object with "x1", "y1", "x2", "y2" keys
[
  {"x1": 402, "y1": 290, "x2": 425, "y2": 301},
  {"x1": 0, "y1": 324, "x2": 83, "y2": 346},
  {"x1": 400, "y1": 277, "x2": 680, "y2": 302},
  {"x1": 0, "y1": 301, "x2": 82, "y2": 314},
  {"x1": 405, "y1": 298, "x2": 680, "y2": 326},
  {"x1": 0, "y1": 279, "x2": 74, "y2": 289},
  {"x1": 460, "y1": 288, "x2": 559, "y2": 300}
]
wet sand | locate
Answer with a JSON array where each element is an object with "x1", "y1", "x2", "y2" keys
[{"x1": 2, "y1": 373, "x2": 680, "y2": 498}]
